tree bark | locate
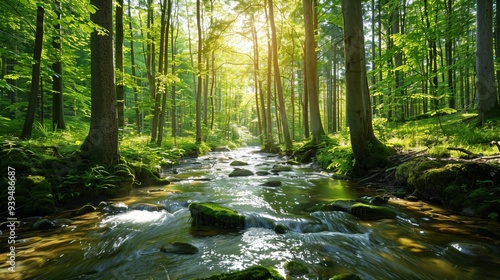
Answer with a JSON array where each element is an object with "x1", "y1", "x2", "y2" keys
[
  {"x1": 341, "y1": 0, "x2": 390, "y2": 174},
  {"x1": 476, "y1": 0, "x2": 500, "y2": 123},
  {"x1": 81, "y1": 0, "x2": 119, "y2": 165},
  {"x1": 268, "y1": 0, "x2": 292, "y2": 150},
  {"x1": 195, "y1": 0, "x2": 203, "y2": 143},
  {"x1": 303, "y1": 0, "x2": 325, "y2": 144},
  {"x1": 128, "y1": 0, "x2": 141, "y2": 133},
  {"x1": 52, "y1": 0, "x2": 65, "y2": 131},
  {"x1": 21, "y1": 6, "x2": 44, "y2": 140},
  {"x1": 116, "y1": 0, "x2": 125, "y2": 128}
]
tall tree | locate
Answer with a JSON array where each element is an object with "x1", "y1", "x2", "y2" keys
[
  {"x1": 21, "y1": 6, "x2": 45, "y2": 140},
  {"x1": 80, "y1": 0, "x2": 119, "y2": 165},
  {"x1": 302, "y1": 0, "x2": 325, "y2": 144},
  {"x1": 341, "y1": 0, "x2": 391, "y2": 174},
  {"x1": 195, "y1": 0, "x2": 203, "y2": 143},
  {"x1": 116, "y1": 0, "x2": 125, "y2": 128},
  {"x1": 52, "y1": 0, "x2": 65, "y2": 131},
  {"x1": 268, "y1": 0, "x2": 292, "y2": 150},
  {"x1": 476, "y1": 0, "x2": 500, "y2": 123}
]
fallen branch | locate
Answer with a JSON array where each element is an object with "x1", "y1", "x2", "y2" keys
[{"x1": 447, "y1": 147, "x2": 481, "y2": 158}]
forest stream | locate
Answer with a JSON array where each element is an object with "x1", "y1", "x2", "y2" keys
[{"x1": 1, "y1": 147, "x2": 500, "y2": 280}]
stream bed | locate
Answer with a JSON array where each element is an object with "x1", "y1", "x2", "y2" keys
[{"x1": 1, "y1": 147, "x2": 500, "y2": 279}]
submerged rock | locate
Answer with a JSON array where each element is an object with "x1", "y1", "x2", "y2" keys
[
  {"x1": 131, "y1": 203, "x2": 166, "y2": 212},
  {"x1": 262, "y1": 180, "x2": 282, "y2": 187},
  {"x1": 449, "y1": 242, "x2": 489, "y2": 256},
  {"x1": 102, "y1": 202, "x2": 129, "y2": 214},
  {"x1": 271, "y1": 164, "x2": 293, "y2": 172},
  {"x1": 229, "y1": 168, "x2": 254, "y2": 177},
  {"x1": 323, "y1": 199, "x2": 357, "y2": 212},
  {"x1": 193, "y1": 266, "x2": 284, "y2": 280},
  {"x1": 256, "y1": 171, "x2": 270, "y2": 176},
  {"x1": 274, "y1": 224, "x2": 287, "y2": 234},
  {"x1": 350, "y1": 203, "x2": 396, "y2": 220},
  {"x1": 74, "y1": 204, "x2": 97, "y2": 216},
  {"x1": 284, "y1": 260, "x2": 308, "y2": 277},
  {"x1": 160, "y1": 242, "x2": 198, "y2": 255},
  {"x1": 189, "y1": 202, "x2": 245, "y2": 229},
  {"x1": 32, "y1": 218, "x2": 55, "y2": 230},
  {"x1": 330, "y1": 274, "x2": 362, "y2": 280}
]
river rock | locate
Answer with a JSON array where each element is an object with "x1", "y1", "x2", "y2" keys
[
  {"x1": 52, "y1": 218, "x2": 73, "y2": 227},
  {"x1": 271, "y1": 164, "x2": 293, "y2": 172},
  {"x1": 330, "y1": 273, "x2": 361, "y2": 280},
  {"x1": 284, "y1": 260, "x2": 308, "y2": 277},
  {"x1": 230, "y1": 160, "x2": 249, "y2": 166},
  {"x1": 256, "y1": 171, "x2": 270, "y2": 176},
  {"x1": 32, "y1": 218, "x2": 55, "y2": 230},
  {"x1": 193, "y1": 265, "x2": 284, "y2": 280},
  {"x1": 350, "y1": 203, "x2": 396, "y2": 220},
  {"x1": 102, "y1": 202, "x2": 128, "y2": 214},
  {"x1": 369, "y1": 196, "x2": 389, "y2": 205},
  {"x1": 449, "y1": 242, "x2": 489, "y2": 256},
  {"x1": 161, "y1": 242, "x2": 198, "y2": 254},
  {"x1": 274, "y1": 224, "x2": 287, "y2": 234},
  {"x1": 189, "y1": 202, "x2": 245, "y2": 229},
  {"x1": 131, "y1": 203, "x2": 166, "y2": 211},
  {"x1": 74, "y1": 204, "x2": 97, "y2": 216},
  {"x1": 262, "y1": 180, "x2": 282, "y2": 187},
  {"x1": 229, "y1": 168, "x2": 254, "y2": 177},
  {"x1": 323, "y1": 199, "x2": 357, "y2": 212}
]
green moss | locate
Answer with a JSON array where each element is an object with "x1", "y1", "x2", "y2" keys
[
  {"x1": 330, "y1": 273, "x2": 362, "y2": 280},
  {"x1": 350, "y1": 203, "x2": 395, "y2": 220},
  {"x1": 188, "y1": 202, "x2": 245, "y2": 229},
  {"x1": 21, "y1": 176, "x2": 56, "y2": 215},
  {"x1": 443, "y1": 185, "x2": 467, "y2": 209},
  {"x1": 192, "y1": 266, "x2": 284, "y2": 280},
  {"x1": 284, "y1": 260, "x2": 308, "y2": 277}
]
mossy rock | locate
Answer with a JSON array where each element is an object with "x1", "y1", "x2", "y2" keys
[
  {"x1": 350, "y1": 203, "x2": 396, "y2": 220},
  {"x1": 189, "y1": 202, "x2": 245, "y2": 229},
  {"x1": 322, "y1": 199, "x2": 357, "y2": 212},
  {"x1": 228, "y1": 168, "x2": 254, "y2": 177},
  {"x1": 274, "y1": 224, "x2": 287, "y2": 234},
  {"x1": 284, "y1": 260, "x2": 308, "y2": 277},
  {"x1": 396, "y1": 158, "x2": 500, "y2": 217},
  {"x1": 271, "y1": 165, "x2": 293, "y2": 172},
  {"x1": 230, "y1": 160, "x2": 249, "y2": 166},
  {"x1": 130, "y1": 162, "x2": 169, "y2": 186},
  {"x1": 262, "y1": 180, "x2": 282, "y2": 187},
  {"x1": 193, "y1": 266, "x2": 284, "y2": 280},
  {"x1": 330, "y1": 274, "x2": 362, "y2": 280},
  {"x1": 19, "y1": 176, "x2": 56, "y2": 215}
]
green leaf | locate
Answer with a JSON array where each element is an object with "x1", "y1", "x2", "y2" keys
[{"x1": 86, "y1": 4, "x2": 97, "y2": 14}]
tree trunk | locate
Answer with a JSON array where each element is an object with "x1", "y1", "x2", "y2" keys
[
  {"x1": 477, "y1": 0, "x2": 500, "y2": 123},
  {"x1": 80, "y1": 0, "x2": 119, "y2": 165},
  {"x1": 116, "y1": 0, "x2": 125, "y2": 128},
  {"x1": 268, "y1": 0, "x2": 292, "y2": 150},
  {"x1": 128, "y1": 0, "x2": 141, "y2": 134},
  {"x1": 52, "y1": 0, "x2": 65, "y2": 131},
  {"x1": 303, "y1": 0, "x2": 325, "y2": 144},
  {"x1": 341, "y1": 0, "x2": 390, "y2": 174},
  {"x1": 21, "y1": 6, "x2": 44, "y2": 140},
  {"x1": 157, "y1": 0, "x2": 172, "y2": 146},
  {"x1": 195, "y1": 0, "x2": 203, "y2": 143}
]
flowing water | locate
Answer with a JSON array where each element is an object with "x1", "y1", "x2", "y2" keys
[{"x1": 1, "y1": 147, "x2": 500, "y2": 280}]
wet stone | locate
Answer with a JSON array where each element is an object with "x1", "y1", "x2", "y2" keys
[
  {"x1": 262, "y1": 180, "x2": 282, "y2": 187},
  {"x1": 32, "y1": 218, "x2": 56, "y2": 230},
  {"x1": 74, "y1": 204, "x2": 97, "y2": 216},
  {"x1": 229, "y1": 168, "x2": 254, "y2": 177},
  {"x1": 131, "y1": 203, "x2": 166, "y2": 211},
  {"x1": 230, "y1": 160, "x2": 249, "y2": 166},
  {"x1": 161, "y1": 242, "x2": 198, "y2": 255},
  {"x1": 449, "y1": 242, "x2": 489, "y2": 256}
]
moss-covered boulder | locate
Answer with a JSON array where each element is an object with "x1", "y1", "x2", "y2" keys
[
  {"x1": 350, "y1": 203, "x2": 396, "y2": 220},
  {"x1": 130, "y1": 162, "x2": 169, "y2": 186},
  {"x1": 230, "y1": 160, "x2": 249, "y2": 166},
  {"x1": 322, "y1": 199, "x2": 357, "y2": 212},
  {"x1": 193, "y1": 266, "x2": 284, "y2": 280},
  {"x1": 396, "y1": 158, "x2": 500, "y2": 217},
  {"x1": 189, "y1": 202, "x2": 245, "y2": 229},
  {"x1": 261, "y1": 180, "x2": 282, "y2": 187},
  {"x1": 228, "y1": 168, "x2": 254, "y2": 177},
  {"x1": 4, "y1": 175, "x2": 56, "y2": 215}
]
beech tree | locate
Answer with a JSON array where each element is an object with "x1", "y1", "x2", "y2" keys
[
  {"x1": 80, "y1": 0, "x2": 119, "y2": 165},
  {"x1": 341, "y1": 0, "x2": 391, "y2": 174}
]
